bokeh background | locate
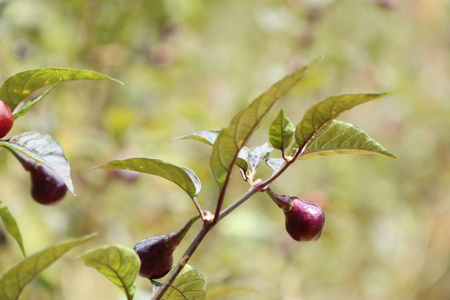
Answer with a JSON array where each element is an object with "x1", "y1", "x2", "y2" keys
[{"x1": 1, "y1": 0, "x2": 449, "y2": 299}]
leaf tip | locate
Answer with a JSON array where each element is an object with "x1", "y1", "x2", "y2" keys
[
  {"x1": 81, "y1": 232, "x2": 98, "y2": 242},
  {"x1": 387, "y1": 153, "x2": 398, "y2": 159}
]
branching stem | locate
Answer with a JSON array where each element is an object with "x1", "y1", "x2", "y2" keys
[{"x1": 151, "y1": 140, "x2": 312, "y2": 299}]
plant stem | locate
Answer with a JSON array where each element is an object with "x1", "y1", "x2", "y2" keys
[
  {"x1": 152, "y1": 141, "x2": 311, "y2": 299},
  {"x1": 151, "y1": 224, "x2": 212, "y2": 299}
]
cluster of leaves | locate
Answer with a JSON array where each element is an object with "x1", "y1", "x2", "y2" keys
[
  {"x1": 0, "y1": 58, "x2": 396, "y2": 299},
  {"x1": 0, "y1": 68, "x2": 206, "y2": 300},
  {"x1": 96, "y1": 57, "x2": 395, "y2": 299}
]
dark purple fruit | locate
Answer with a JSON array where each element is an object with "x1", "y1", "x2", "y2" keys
[
  {"x1": 284, "y1": 197, "x2": 325, "y2": 242},
  {"x1": 0, "y1": 100, "x2": 14, "y2": 138},
  {"x1": 267, "y1": 189, "x2": 325, "y2": 242},
  {"x1": 8, "y1": 150, "x2": 68, "y2": 205},
  {"x1": 133, "y1": 234, "x2": 175, "y2": 280},
  {"x1": 30, "y1": 165, "x2": 67, "y2": 205},
  {"x1": 134, "y1": 216, "x2": 199, "y2": 279}
]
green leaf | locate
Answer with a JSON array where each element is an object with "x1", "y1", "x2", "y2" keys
[
  {"x1": 295, "y1": 92, "x2": 390, "y2": 148},
  {"x1": 0, "y1": 233, "x2": 96, "y2": 300},
  {"x1": 0, "y1": 68, "x2": 122, "y2": 110},
  {"x1": 96, "y1": 158, "x2": 201, "y2": 197},
  {"x1": 175, "y1": 131, "x2": 220, "y2": 146},
  {"x1": 78, "y1": 244, "x2": 140, "y2": 300},
  {"x1": 0, "y1": 201, "x2": 25, "y2": 257},
  {"x1": 160, "y1": 264, "x2": 206, "y2": 300},
  {"x1": 298, "y1": 120, "x2": 397, "y2": 160},
  {"x1": 269, "y1": 110, "x2": 294, "y2": 151},
  {"x1": 211, "y1": 57, "x2": 321, "y2": 191},
  {"x1": 0, "y1": 132, "x2": 75, "y2": 195},
  {"x1": 12, "y1": 81, "x2": 61, "y2": 119}
]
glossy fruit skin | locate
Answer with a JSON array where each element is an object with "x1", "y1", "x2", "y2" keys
[
  {"x1": 134, "y1": 235, "x2": 174, "y2": 279},
  {"x1": 284, "y1": 197, "x2": 325, "y2": 242},
  {"x1": 30, "y1": 165, "x2": 67, "y2": 205},
  {"x1": 0, "y1": 100, "x2": 14, "y2": 138}
]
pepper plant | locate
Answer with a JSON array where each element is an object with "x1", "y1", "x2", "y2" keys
[{"x1": 0, "y1": 58, "x2": 396, "y2": 300}]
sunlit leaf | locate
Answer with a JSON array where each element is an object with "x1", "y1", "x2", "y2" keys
[
  {"x1": 160, "y1": 264, "x2": 206, "y2": 300},
  {"x1": 78, "y1": 244, "x2": 140, "y2": 300},
  {"x1": 12, "y1": 81, "x2": 60, "y2": 119},
  {"x1": 265, "y1": 158, "x2": 285, "y2": 173},
  {"x1": 0, "y1": 201, "x2": 25, "y2": 257},
  {"x1": 295, "y1": 92, "x2": 389, "y2": 148},
  {"x1": 0, "y1": 68, "x2": 122, "y2": 110},
  {"x1": 211, "y1": 58, "x2": 321, "y2": 192},
  {"x1": 298, "y1": 120, "x2": 397, "y2": 160},
  {"x1": 248, "y1": 143, "x2": 273, "y2": 175},
  {"x1": 175, "y1": 131, "x2": 220, "y2": 146},
  {"x1": 0, "y1": 233, "x2": 96, "y2": 300},
  {"x1": 96, "y1": 158, "x2": 201, "y2": 197},
  {"x1": 0, "y1": 132, "x2": 75, "y2": 194},
  {"x1": 269, "y1": 110, "x2": 294, "y2": 151}
]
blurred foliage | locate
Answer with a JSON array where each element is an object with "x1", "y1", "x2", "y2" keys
[{"x1": 0, "y1": 0, "x2": 449, "y2": 299}]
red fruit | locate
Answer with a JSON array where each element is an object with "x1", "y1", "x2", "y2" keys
[
  {"x1": 0, "y1": 100, "x2": 14, "y2": 138},
  {"x1": 30, "y1": 165, "x2": 68, "y2": 205},
  {"x1": 284, "y1": 198, "x2": 325, "y2": 242}
]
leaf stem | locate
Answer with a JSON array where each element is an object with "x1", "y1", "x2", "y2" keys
[
  {"x1": 190, "y1": 197, "x2": 205, "y2": 221},
  {"x1": 152, "y1": 139, "x2": 312, "y2": 299},
  {"x1": 151, "y1": 224, "x2": 212, "y2": 299}
]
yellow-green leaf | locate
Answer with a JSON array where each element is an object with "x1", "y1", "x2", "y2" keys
[
  {"x1": 12, "y1": 81, "x2": 60, "y2": 119},
  {"x1": 295, "y1": 93, "x2": 390, "y2": 148},
  {"x1": 298, "y1": 120, "x2": 397, "y2": 160},
  {"x1": 0, "y1": 233, "x2": 96, "y2": 300},
  {"x1": 78, "y1": 244, "x2": 140, "y2": 300},
  {"x1": 0, "y1": 68, "x2": 121, "y2": 110},
  {"x1": 211, "y1": 57, "x2": 321, "y2": 191},
  {"x1": 96, "y1": 158, "x2": 201, "y2": 197},
  {"x1": 160, "y1": 264, "x2": 206, "y2": 300},
  {"x1": 0, "y1": 201, "x2": 25, "y2": 257},
  {"x1": 269, "y1": 110, "x2": 294, "y2": 151}
]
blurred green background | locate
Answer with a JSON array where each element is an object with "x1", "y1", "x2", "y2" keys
[{"x1": 1, "y1": 0, "x2": 449, "y2": 299}]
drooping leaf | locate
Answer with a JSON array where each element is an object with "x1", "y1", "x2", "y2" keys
[
  {"x1": 211, "y1": 58, "x2": 321, "y2": 192},
  {"x1": 181, "y1": 167, "x2": 202, "y2": 196},
  {"x1": 160, "y1": 264, "x2": 206, "y2": 300},
  {"x1": 298, "y1": 120, "x2": 397, "y2": 160},
  {"x1": 269, "y1": 110, "x2": 294, "y2": 151},
  {"x1": 265, "y1": 158, "x2": 286, "y2": 173},
  {"x1": 235, "y1": 146, "x2": 249, "y2": 173},
  {"x1": 0, "y1": 68, "x2": 122, "y2": 110},
  {"x1": 12, "y1": 81, "x2": 60, "y2": 119},
  {"x1": 0, "y1": 132, "x2": 75, "y2": 194},
  {"x1": 175, "y1": 131, "x2": 220, "y2": 146},
  {"x1": 0, "y1": 201, "x2": 25, "y2": 257},
  {"x1": 78, "y1": 244, "x2": 140, "y2": 300},
  {"x1": 295, "y1": 92, "x2": 389, "y2": 148},
  {"x1": 248, "y1": 143, "x2": 273, "y2": 176},
  {"x1": 0, "y1": 233, "x2": 96, "y2": 300},
  {"x1": 96, "y1": 158, "x2": 201, "y2": 197}
]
